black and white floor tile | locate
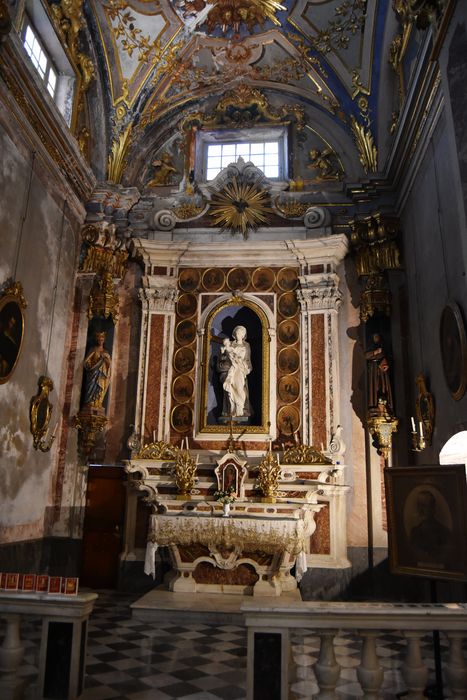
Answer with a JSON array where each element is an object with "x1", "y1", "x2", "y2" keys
[{"x1": 18, "y1": 590, "x2": 452, "y2": 699}]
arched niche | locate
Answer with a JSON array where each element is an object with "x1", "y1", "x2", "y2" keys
[{"x1": 196, "y1": 295, "x2": 275, "y2": 438}]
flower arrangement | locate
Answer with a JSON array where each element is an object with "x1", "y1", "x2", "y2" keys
[{"x1": 213, "y1": 486, "x2": 237, "y2": 504}]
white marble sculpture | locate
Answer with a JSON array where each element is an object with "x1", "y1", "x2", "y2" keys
[{"x1": 218, "y1": 325, "x2": 252, "y2": 419}]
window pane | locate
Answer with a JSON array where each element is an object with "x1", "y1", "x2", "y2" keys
[
  {"x1": 236, "y1": 144, "x2": 250, "y2": 157},
  {"x1": 25, "y1": 25, "x2": 35, "y2": 47},
  {"x1": 264, "y1": 165, "x2": 279, "y2": 177},
  {"x1": 250, "y1": 155, "x2": 265, "y2": 166},
  {"x1": 222, "y1": 144, "x2": 236, "y2": 156},
  {"x1": 264, "y1": 154, "x2": 279, "y2": 166},
  {"x1": 221, "y1": 156, "x2": 235, "y2": 167},
  {"x1": 265, "y1": 142, "x2": 279, "y2": 153},
  {"x1": 250, "y1": 143, "x2": 264, "y2": 154},
  {"x1": 208, "y1": 144, "x2": 222, "y2": 157},
  {"x1": 207, "y1": 168, "x2": 220, "y2": 180},
  {"x1": 207, "y1": 156, "x2": 221, "y2": 169}
]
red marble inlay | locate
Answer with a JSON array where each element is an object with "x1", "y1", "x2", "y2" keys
[
  {"x1": 309, "y1": 502, "x2": 330, "y2": 554},
  {"x1": 311, "y1": 314, "x2": 326, "y2": 448},
  {"x1": 145, "y1": 314, "x2": 165, "y2": 439}
]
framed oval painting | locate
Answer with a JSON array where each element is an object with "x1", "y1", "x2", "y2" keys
[
  {"x1": 175, "y1": 319, "x2": 197, "y2": 346},
  {"x1": 277, "y1": 267, "x2": 298, "y2": 292},
  {"x1": 227, "y1": 267, "x2": 250, "y2": 292},
  {"x1": 179, "y1": 268, "x2": 200, "y2": 293},
  {"x1": 0, "y1": 282, "x2": 26, "y2": 384},
  {"x1": 173, "y1": 347, "x2": 195, "y2": 374},
  {"x1": 202, "y1": 268, "x2": 225, "y2": 292},
  {"x1": 252, "y1": 267, "x2": 275, "y2": 292},
  {"x1": 177, "y1": 293, "x2": 198, "y2": 319},
  {"x1": 172, "y1": 374, "x2": 194, "y2": 404},
  {"x1": 278, "y1": 319, "x2": 299, "y2": 346},
  {"x1": 440, "y1": 301, "x2": 467, "y2": 401},
  {"x1": 278, "y1": 292, "x2": 299, "y2": 318}
]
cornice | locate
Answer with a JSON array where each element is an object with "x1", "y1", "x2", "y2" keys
[
  {"x1": 130, "y1": 234, "x2": 349, "y2": 270},
  {"x1": 0, "y1": 34, "x2": 95, "y2": 208}
]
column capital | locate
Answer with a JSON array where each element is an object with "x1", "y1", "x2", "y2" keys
[{"x1": 297, "y1": 272, "x2": 343, "y2": 312}]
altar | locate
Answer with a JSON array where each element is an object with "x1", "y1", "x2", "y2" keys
[{"x1": 124, "y1": 441, "x2": 348, "y2": 596}]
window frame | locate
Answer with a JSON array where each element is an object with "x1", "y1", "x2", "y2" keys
[
  {"x1": 196, "y1": 126, "x2": 289, "y2": 183},
  {"x1": 22, "y1": 21, "x2": 58, "y2": 99},
  {"x1": 19, "y1": 3, "x2": 77, "y2": 128}
]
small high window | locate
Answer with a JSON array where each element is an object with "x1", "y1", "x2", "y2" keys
[
  {"x1": 197, "y1": 126, "x2": 288, "y2": 182},
  {"x1": 23, "y1": 23, "x2": 58, "y2": 99},
  {"x1": 206, "y1": 140, "x2": 280, "y2": 181},
  {"x1": 20, "y1": 4, "x2": 76, "y2": 127}
]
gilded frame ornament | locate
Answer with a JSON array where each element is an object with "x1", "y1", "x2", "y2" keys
[
  {"x1": 199, "y1": 298, "x2": 270, "y2": 435},
  {"x1": 440, "y1": 300, "x2": 467, "y2": 401},
  {"x1": 0, "y1": 280, "x2": 27, "y2": 384}
]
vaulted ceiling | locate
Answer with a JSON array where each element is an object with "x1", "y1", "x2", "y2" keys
[{"x1": 70, "y1": 0, "x2": 433, "y2": 190}]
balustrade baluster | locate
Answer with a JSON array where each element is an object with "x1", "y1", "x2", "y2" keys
[
  {"x1": 401, "y1": 631, "x2": 428, "y2": 700},
  {"x1": 0, "y1": 614, "x2": 26, "y2": 700},
  {"x1": 314, "y1": 629, "x2": 340, "y2": 699},
  {"x1": 446, "y1": 631, "x2": 467, "y2": 699},
  {"x1": 356, "y1": 630, "x2": 384, "y2": 699}
]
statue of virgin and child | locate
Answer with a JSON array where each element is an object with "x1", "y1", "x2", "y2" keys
[{"x1": 216, "y1": 325, "x2": 252, "y2": 421}]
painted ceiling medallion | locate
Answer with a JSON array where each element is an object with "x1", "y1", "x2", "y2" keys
[
  {"x1": 209, "y1": 178, "x2": 271, "y2": 238},
  {"x1": 177, "y1": 0, "x2": 285, "y2": 34}
]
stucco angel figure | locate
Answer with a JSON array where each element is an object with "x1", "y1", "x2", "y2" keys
[
  {"x1": 146, "y1": 152, "x2": 177, "y2": 186},
  {"x1": 82, "y1": 331, "x2": 112, "y2": 409},
  {"x1": 307, "y1": 148, "x2": 341, "y2": 181},
  {"x1": 217, "y1": 325, "x2": 252, "y2": 419}
]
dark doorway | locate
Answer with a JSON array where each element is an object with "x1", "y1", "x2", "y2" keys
[{"x1": 80, "y1": 466, "x2": 125, "y2": 588}]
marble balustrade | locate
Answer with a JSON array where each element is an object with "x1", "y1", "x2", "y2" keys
[
  {"x1": 0, "y1": 591, "x2": 98, "y2": 700},
  {"x1": 242, "y1": 600, "x2": 467, "y2": 700}
]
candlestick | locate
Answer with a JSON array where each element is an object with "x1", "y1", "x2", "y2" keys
[
  {"x1": 419, "y1": 421, "x2": 424, "y2": 438},
  {"x1": 152, "y1": 430, "x2": 156, "y2": 443}
]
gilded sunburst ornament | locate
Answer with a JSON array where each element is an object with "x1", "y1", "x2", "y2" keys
[{"x1": 209, "y1": 178, "x2": 271, "y2": 238}]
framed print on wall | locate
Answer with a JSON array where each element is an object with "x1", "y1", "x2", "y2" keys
[
  {"x1": 439, "y1": 300, "x2": 467, "y2": 400},
  {"x1": 384, "y1": 465, "x2": 467, "y2": 582}
]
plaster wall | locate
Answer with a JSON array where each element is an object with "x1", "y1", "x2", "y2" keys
[
  {"x1": 0, "y1": 122, "x2": 80, "y2": 544},
  {"x1": 400, "y1": 108, "x2": 467, "y2": 457}
]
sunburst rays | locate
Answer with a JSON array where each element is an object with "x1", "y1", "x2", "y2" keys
[{"x1": 209, "y1": 178, "x2": 271, "y2": 238}]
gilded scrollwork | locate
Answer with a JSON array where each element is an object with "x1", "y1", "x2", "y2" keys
[
  {"x1": 282, "y1": 444, "x2": 332, "y2": 466},
  {"x1": 134, "y1": 440, "x2": 180, "y2": 461}
]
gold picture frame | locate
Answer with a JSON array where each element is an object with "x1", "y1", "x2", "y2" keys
[
  {"x1": 171, "y1": 404, "x2": 193, "y2": 433},
  {"x1": 0, "y1": 280, "x2": 27, "y2": 384},
  {"x1": 278, "y1": 347, "x2": 300, "y2": 374},
  {"x1": 277, "y1": 267, "x2": 299, "y2": 292},
  {"x1": 278, "y1": 291, "x2": 299, "y2": 318},
  {"x1": 175, "y1": 319, "x2": 197, "y2": 346},
  {"x1": 202, "y1": 268, "x2": 225, "y2": 292},
  {"x1": 278, "y1": 319, "x2": 299, "y2": 346},
  {"x1": 172, "y1": 374, "x2": 194, "y2": 404},
  {"x1": 199, "y1": 298, "x2": 270, "y2": 434},
  {"x1": 178, "y1": 268, "x2": 201, "y2": 292},
  {"x1": 278, "y1": 375, "x2": 300, "y2": 404},
  {"x1": 252, "y1": 267, "x2": 275, "y2": 292},
  {"x1": 226, "y1": 267, "x2": 250, "y2": 292},
  {"x1": 277, "y1": 405, "x2": 300, "y2": 435},
  {"x1": 176, "y1": 293, "x2": 198, "y2": 319},
  {"x1": 173, "y1": 346, "x2": 195, "y2": 374}
]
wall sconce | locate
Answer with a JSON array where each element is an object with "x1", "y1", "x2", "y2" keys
[
  {"x1": 30, "y1": 376, "x2": 57, "y2": 452},
  {"x1": 410, "y1": 416, "x2": 426, "y2": 452},
  {"x1": 367, "y1": 399, "x2": 398, "y2": 459}
]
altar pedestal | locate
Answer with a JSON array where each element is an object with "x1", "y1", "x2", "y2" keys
[{"x1": 146, "y1": 506, "x2": 320, "y2": 596}]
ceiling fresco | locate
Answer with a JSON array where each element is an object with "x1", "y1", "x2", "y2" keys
[{"x1": 80, "y1": 0, "x2": 395, "y2": 185}]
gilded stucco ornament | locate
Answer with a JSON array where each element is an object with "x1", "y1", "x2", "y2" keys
[
  {"x1": 350, "y1": 116, "x2": 378, "y2": 174},
  {"x1": 350, "y1": 214, "x2": 402, "y2": 321},
  {"x1": 30, "y1": 376, "x2": 56, "y2": 452},
  {"x1": 176, "y1": 0, "x2": 285, "y2": 34},
  {"x1": 49, "y1": 1, "x2": 95, "y2": 96},
  {"x1": 256, "y1": 443, "x2": 282, "y2": 502},
  {"x1": 282, "y1": 444, "x2": 332, "y2": 466},
  {"x1": 135, "y1": 440, "x2": 180, "y2": 461},
  {"x1": 209, "y1": 174, "x2": 271, "y2": 238},
  {"x1": 309, "y1": 0, "x2": 367, "y2": 54}
]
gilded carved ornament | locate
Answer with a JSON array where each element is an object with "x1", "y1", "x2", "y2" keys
[
  {"x1": 49, "y1": 1, "x2": 95, "y2": 93},
  {"x1": 367, "y1": 400, "x2": 399, "y2": 460},
  {"x1": 350, "y1": 214, "x2": 402, "y2": 321},
  {"x1": 309, "y1": 0, "x2": 367, "y2": 54},
  {"x1": 255, "y1": 443, "x2": 282, "y2": 503},
  {"x1": 350, "y1": 115, "x2": 378, "y2": 174},
  {"x1": 30, "y1": 376, "x2": 56, "y2": 452},
  {"x1": 181, "y1": 85, "x2": 305, "y2": 132},
  {"x1": 282, "y1": 444, "x2": 332, "y2": 466}
]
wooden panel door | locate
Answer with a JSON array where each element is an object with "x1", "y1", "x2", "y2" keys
[{"x1": 80, "y1": 467, "x2": 125, "y2": 588}]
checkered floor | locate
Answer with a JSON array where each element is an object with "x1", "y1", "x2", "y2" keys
[{"x1": 18, "y1": 590, "x2": 453, "y2": 699}]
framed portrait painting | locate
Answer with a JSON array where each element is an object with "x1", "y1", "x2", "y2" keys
[
  {"x1": 0, "y1": 281, "x2": 27, "y2": 384},
  {"x1": 384, "y1": 465, "x2": 467, "y2": 581}
]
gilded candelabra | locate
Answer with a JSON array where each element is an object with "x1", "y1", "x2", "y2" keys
[
  {"x1": 256, "y1": 443, "x2": 281, "y2": 503},
  {"x1": 173, "y1": 448, "x2": 198, "y2": 499}
]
